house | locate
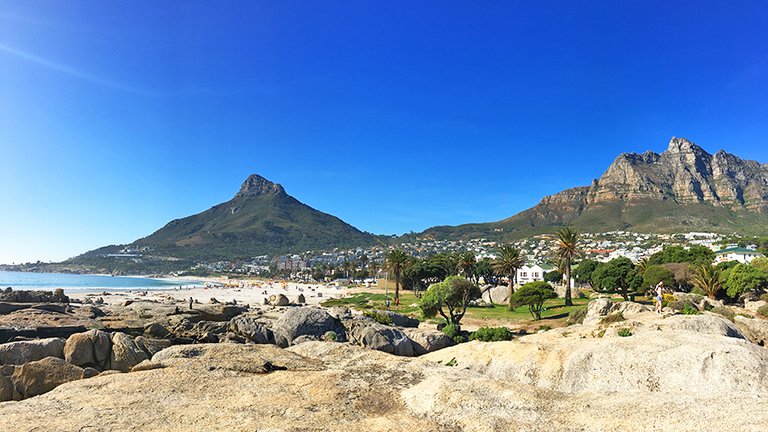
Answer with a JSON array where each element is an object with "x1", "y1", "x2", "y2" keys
[
  {"x1": 714, "y1": 246, "x2": 764, "y2": 264},
  {"x1": 517, "y1": 263, "x2": 555, "y2": 285}
]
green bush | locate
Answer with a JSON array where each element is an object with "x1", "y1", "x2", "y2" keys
[
  {"x1": 760, "y1": 293, "x2": 768, "y2": 302},
  {"x1": 363, "y1": 310, "x2": 393, "y2": 325},
  {"x1": 442, "y1": 323, "x2": 460, "y2": 339},
  {"x1": 617, "y1": 327, "x2": 632, "y2": 337},
  {"x1": 668, "y1": 300, "x2": 698, "y2": 313},
  {"x1": 680, "y1": 303, "x2": 701, "y2": 315},
  {"x1": 453, "y1": 335, "x2": 467, "y2": 343},
  {"x1": 537, "y1": 325, "x2": 551, "y2": 332},
  {"x1": 469, "y1": 327, "x2": 514, "y2": 342},
  {"x1": 757, "y1": 305, "x2": 768, "y2": 318},
  {"x1": 712, "y1": 306, "x2": 735, "y2": 322},
  {"x1": 566, "y1": 308, "x2": 587, "y2": 326},
  {"x1": 599, "y1": 312, "x2": 625, "y2": 325}
]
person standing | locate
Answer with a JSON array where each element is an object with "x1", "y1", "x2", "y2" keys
[{"x1": 655, "y1": 281, "x2": 665, "y2": 314}]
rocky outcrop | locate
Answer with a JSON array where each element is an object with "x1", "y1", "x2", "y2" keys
[
  {"x1": 481, "y1": 285, "x2": 511, "y2": 305},
  {"x1": 370, "y1": 310, "x2": 420, "y2": 328},
  {"x1": 228, "y1": 315, "x2": 275, "y2": 344},
  {"x1": 272, "y1": 308, "x2": 346, "y2": 347},
  {"x1": 268, "y1": 294, "x2": 290, "y2": 306},
  {"x1": 735, "y1": 315, "x2": 768, "y2": 346},
  {"x1": 344, "y1": 318, "x2": 415, "y2": 357},
  {"x1": 63, "y1": 329, "x2": 112, "y2": 370},
  {"x1": 0, "y1": 287, "x2": 69, "y2": 303},
  {"x1": 109, "y1": 332, "x2": 149, "y2": 372},
  {"x1": 0, "y1": 338, "x2": 65, "y2": 365},
  {"x1": 11, "y1": 356, "x2": 86, "y2": 399},
  {"x1": 402, "y1": 328, "x2": 455, "y2": 356}
]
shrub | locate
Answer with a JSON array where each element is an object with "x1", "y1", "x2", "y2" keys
[
  {"x1": 453, "y1": 335, "x2": 467, "y2": 343},
  {"x1": 469, "y1": 327, "x2": 514, "y2": 342},
  {"x1": 757, "y1": 305, "x2": 768, "y2": 318},
  {"x1": 363, "y1": 310, "x2": 393, "y2": 325},
  {"x1": 662, "y1": 293, "x2": 676, "y2": 308},
  {"x1": 509, "y1": 281, "x2": 557, "y2": 320},
  {"x1": 668, "y1": 300, "x2": 698, "y2": 313},
  {"x1": 537, "y1": 325, "x2": 551, "y2": 332},
  {"x1": 760, "y1": 293, "x2": 768, "y2": 303},
  {"x1": 712, "y1": 306, "x2": 735, "y2": 322},
  {"x1": 599, "y1": 312, "x2": 625, "y2": 325},
  {"x1": 566, "y1": 308, "x2": 587, "y2": 326},
  {"x1": 680, "y1": 303, "x2": 701, "y2": 315},
  {"x1": 617, "y1": 327, "x2": 632, "y2": 337},
  {"x1": 442, "y1": 323, "x2": 460, "y2": 339}
]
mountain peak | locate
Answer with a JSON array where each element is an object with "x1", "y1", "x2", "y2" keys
[
  {"x1": 235, "y1": 174, "x2": 285, "y2": 198},
  {"x1": 665, "y1": 137, "x2": 708, "y2": 156}
]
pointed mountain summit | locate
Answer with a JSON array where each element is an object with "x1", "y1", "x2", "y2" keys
[
  {"x1": 79, "y1": 174, "x2": 377, "y2": 263},
  {"x1": 424, "y1": 137, "x2": 768, "y2": 241}
]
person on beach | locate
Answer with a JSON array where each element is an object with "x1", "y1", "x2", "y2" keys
[
  {"x1": 189, "y1": 296, "x2": 194, "y2": 310},
  {"x1": 655, "y1": 281, "x2": 664, "y2": 314}
]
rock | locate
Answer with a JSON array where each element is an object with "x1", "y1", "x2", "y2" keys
[
  {"x1": 63, "y1": 329, "x2": 112, "y2": 370},
  {"x1": 344, "y1": 318, "x2": 415, "y2": 357},
  {"x1": 149, "y1": 343, "x2": 323, "y2": 374},
  {"x1": 144, "y1": 322, "x2": 170, "y2": 338},
  {"x1": 82, "y1": 367, "x2": 100, "y2": 378},
  {"x1": 292, "y1": 335, "x2": 319, "y2": 345},
  {"x1": 272, "y1": 308, "x2": 346, "y2": 347},
  {"x1": 583, "y1": 298, "x2": 613, "y2": 325},
  {"x1": 0, "y1": 374, "x2": 13, "y2": 401},
  {"x1": 109, "y1": 332, "x2": 149, "y2": 372},
  {"x1": 134, "y1": 336, "x2": 172, "y2": 357},
  {"x1": 370, "y1": 310, "x2": 420, "y2": 328},
  {"x1": 660, "y1": 314, "x2": 744, "y2": 339},
  {"x1": 296, "y1": 294, "x2": 306, "y2": 304},
  {"x1": 734, "y1": 315, "x2": 768, "y2": 346},
  {"x1": 327, "y1": 306, "x2": 352, "y2": 320},
  {"x1": 402, "y1": 328, "x2": 455, "y2": 355},
  {"x1": 481, "y1": 285, "x2": 510, "y2": 305},
  {"x1": 0, "y1": 287, "x2": 68, "y2": 303},
  {"x1": 11, "y1": 356, "x2": 85, "y2": 398},
  {"x1": 0, "y1": 337, "x2": 65, "y2": 365},
  {"x1": 609, "y1": 301, "x2": 652, "y2": 317},
  {"x1": 228, "y1": 316, "x2": 275, "y2": 344},
  {"x1": 269, "y1": 294, "x2": 290, "y2": 307},
  {"x1": 744, "y1": 300, "x2": 768, "y2": 313},
  {"x1": 78, "y1": 305, "x2": 106, "y2": 318}
]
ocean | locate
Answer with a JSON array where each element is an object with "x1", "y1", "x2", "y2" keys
[{"x1": 0, "y1": 271, "x2": 200, "y2": 292}]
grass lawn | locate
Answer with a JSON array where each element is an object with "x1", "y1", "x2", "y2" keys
[{"x1": 321, "y1": 290, "x2": 593, "y2": 326}]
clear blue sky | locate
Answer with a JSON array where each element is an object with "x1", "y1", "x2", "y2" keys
[{"x1": 1, "y1": 1, "x2": 767, "y2": 264}]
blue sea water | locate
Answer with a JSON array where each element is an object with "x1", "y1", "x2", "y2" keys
[{"x1": 0, "y1": 271, "x2": 200, "y2": 292}]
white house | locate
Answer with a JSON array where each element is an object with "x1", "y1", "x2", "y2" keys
[
  {"x1": 516, "y1": 263, "x2": 555, "y2": 285},
  {"x1": 714, "y1": 246, "x2": 764, "y2": 264}
]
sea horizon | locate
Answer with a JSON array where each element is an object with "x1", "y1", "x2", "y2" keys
[{"x1": 0, "y1": 270, "x2": 201, "y2": 292}]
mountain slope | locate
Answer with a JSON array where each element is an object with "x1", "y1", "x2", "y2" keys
[
  {"x1": 79, "y1": 175, "x2": 377, "y2": 262},
  {"x1": 424, "y1": 137, "x2": 768, "y2": 241}
]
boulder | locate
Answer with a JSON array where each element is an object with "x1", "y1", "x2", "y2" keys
[
  {"x1": 744, "y1": 300, "x2": 768, "y2": 314},
  {"x1": 228, "y1": 316, "x2": 275, "y2": 344},
  {"x1": 296, "y1": 294, "x2": 306, "y2": 304},
  {"x1": 583, "y1": 298, "x2": 613, "y2": 325},
  {"x1": 109, "y1": 332, "x2": 149, "y2": 372},
  {"x1": 0, "y1": 373, "x2": 14, "y2": 401},
  {"x1": 327, "y1": 306, "x2": 352, "y2": 320},
  {"x1": 292, "y1": 335, "x2": 319, "y2": 345},
  {"x1": 78, "y1": 305, "x2": 106, "y2": 318},
  {"x1": 272, "y1": 308, "x2": 346, "y2": 347},
  {"x1": 734, "y1": 315, "x2": 768, "y2": 346},
  {"x1": 402, "y1": 328, "x2": 455, "y2": 355},
  {"x1": 609, "y1": 301, "x2": 652, "y2": 317},
  {"x1": 0, "y1": 337, "x2": 65, "y2": 365},
  {"x1": 269, "y1": 294, "x2": 290, "y2": 307},
  {"x1": 344, "y1": 318, "x2": 415, "y2": 357},
  {"x1": 134, "y1": 336, "x2": 172, "y2": 357},
  {"x1": 63, "y1": 329, "x2": 112, "y2": 370},
  {"x1": 370, "y1": 310, "x2": 420, "y2": 328},
  {"x1": 481, "y1": 285, "x2": 510, "y2": 305},
  {"x1": 0, "y1": 287, "x2": 68, "y2": 303},
  {"x1": 11, "y1": 356, "x2": 85, "y2": 398},
  {"x1": 660, "y1": 314, "x2": 744, "y2": 339},
  {"x1": 144, "y1": 322, "x2": 171, "y2": 338}
]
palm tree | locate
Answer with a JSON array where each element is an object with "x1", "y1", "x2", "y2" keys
[
  {"x1": 690, "y1": 263, "x2": 722, "y2": 300},
  {"x1": 635, "y1": 258, "x2": 650, "y2": 276},
  {"x1": 493, "y1": 245, "x2": 524, "y2": 310},
  {"x1": 384, "y1": 249, "x2": 410, "y2": 304},
  {"x1": 556, "y1": 227, "x2": 581, "y2": 306},
  {"x1": 458, "y1": 251, "x2": 477, "y2": 279}
]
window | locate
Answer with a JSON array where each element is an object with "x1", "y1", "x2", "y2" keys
[{"x1": 533, "y1": 272, "x2": 539, "y2": 278}]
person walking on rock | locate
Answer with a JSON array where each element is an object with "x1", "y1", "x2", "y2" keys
[{"x1": 655, "y1": 281, "x2": 664, "y2": 314}]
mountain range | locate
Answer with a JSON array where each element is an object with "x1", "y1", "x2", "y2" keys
[{"x1": 71, "y1": 137, "x2": 768, "y2": 269}]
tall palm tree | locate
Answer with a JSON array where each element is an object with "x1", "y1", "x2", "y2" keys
[
  {"x1": 384, "y1": 249, "x2": 410, "y2": 304},
  {"x1": 690, "y1": 263, "x2": 722, "y2": 300},
  {"x1": 458, "y1": 251, "x2": 477, "y2": 279},
  {"x1": 493, "y1": 245, "x2": 524, "y2": 310},
  {"x1": 556, "y1": 227, "x2": 581, "y2": 306},
  {"x1": 635, "y1": 258, "x2": 650, "y2": 276}
]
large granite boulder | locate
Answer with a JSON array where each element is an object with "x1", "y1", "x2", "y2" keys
[
  {"x1": 228, "y1": 315, "x2": 275, "y2": 344},
  {"x1": 64, "y1": 329, "x2": 112, "y2": 370},
  {"x1": 583, "y1": 298, "x2": 614, "y2": 325},
  {"x1": 0, "y1": 373, "x2": 14, "y2": 401},
  {"x1": 269, "y1": 294, "x2": 290, "y2": 307},
  {"x1": 272, "y1": 308, "x2": 346, "y2": 347},
  {"x1": 370, "y1": 310, "x2": 420, "y2": 328},
  {"x1": 144, "y1": 322, "x2": 171, "y2": 338},
  {"x1": 134, "y1": 336, "x2": 172, "y2": 357},
  {"x1": 11, "y1": 356, "x2": 85, "y2": 398},
  {"x1": 344, "y1": 318, "x2": 415, "y2": 357},
  {"x1": 402, "y1": 328, "x2": 455, "y2": 355},
  {"x1": 734, "y1": 315, "x2": 768, "y2": 346},
  {"x1": 481, "y1": 285, "x2": 510, "y2": 305},
  {"x1": 109, "y1": 332, "x2": 149, "y2": 372},
  {"x1": 0, "y1": 337, "x2": 65, "y2": 365}
]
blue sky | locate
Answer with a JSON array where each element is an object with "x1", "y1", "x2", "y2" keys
[{"x1": 1, "y1": 1, "x2": 767, "y2": 264}]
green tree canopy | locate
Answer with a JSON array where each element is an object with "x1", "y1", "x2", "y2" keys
[
  {"x1": 574, "y1": 259, "x2": 599, "y2": 284},
  {"x1": 591, "y1": 257, "x2": 637, "y2": 300},
  {"x1": 750, "y1": 257, "x2": 768, "y2": 274},
  {"x1": 493, "y1": 245, "x2": 524, "y2": 310},
  {"x1": 690, "y1": 263, "x2": 722, "y2": 300},
  {"x1": 544, "y1": 270, "x2": 563, "y2": 284},
  {"x1": 723, "y1": 263, "x2": 768, "y2": 299},
  {"x1": 510, "y1": 281, "x2": 557, "y2": 320},
  {"x1": 648, "y1": 245, "x2": 714, "y2": 266},
  {"x1": 418, "y1": 276, "x2": 481, "y2": 329},
  {"x1": 641, "y1": 265, "x2": 676, "y2": 292}
]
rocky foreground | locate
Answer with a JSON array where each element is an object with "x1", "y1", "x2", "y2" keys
[{"x1": 1, "y1": 288, "x2": 768, "y2": 431}]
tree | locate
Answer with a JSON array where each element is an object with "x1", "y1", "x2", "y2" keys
[
  {"x1": 641, "y1": 265, "x2": 675, "y2": 293},
  {"x1": 418, "y1": 276, "x2": 481, "y2": 329},
  {"x1": 661, "y1": 262, "x2": 693, "y2": 291},
  {"x1": 690, "y1": 263, "x2": 722, "y2": 300},
  {"x1": 510, "y1": 281, "x2": 557, "y2": 320},
  {"x1": 723, "y1": 263, "x2": 768, "y2": 299},
  {"x1": 591, "y1": 257, "x2": 637, "y2": 301},
  {"x1": 384, "y1": 249, "x2": 410, "y2": 304},
  {"x1": 493, "y1": 245, "x2": 524, "y2": 310},
  {"x1": 458, "y1": 251, "x2": 477, "y2": 279},
  {"x1": 750, "y1": 257, "x2": 768, "y2": 274},
  {"x1": 544, "y1": 270, "x2": 563, "y2": 284},
  {"x1": 648, "y1": 245, "x2": 714, "y2": 266},
  {"x1": 475, "y1": 258, "x2": 497, "y2": 286},
  {"x1": 574, "y1": 259, "x2": 599, "y2": 286},
  {"x1": 555, "y1": 227, "x2": 581, "y2": 306}
]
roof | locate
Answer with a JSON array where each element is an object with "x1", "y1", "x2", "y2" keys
[{"x1": 715, "y1": 247, "x2": 763, "y2": 255}]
